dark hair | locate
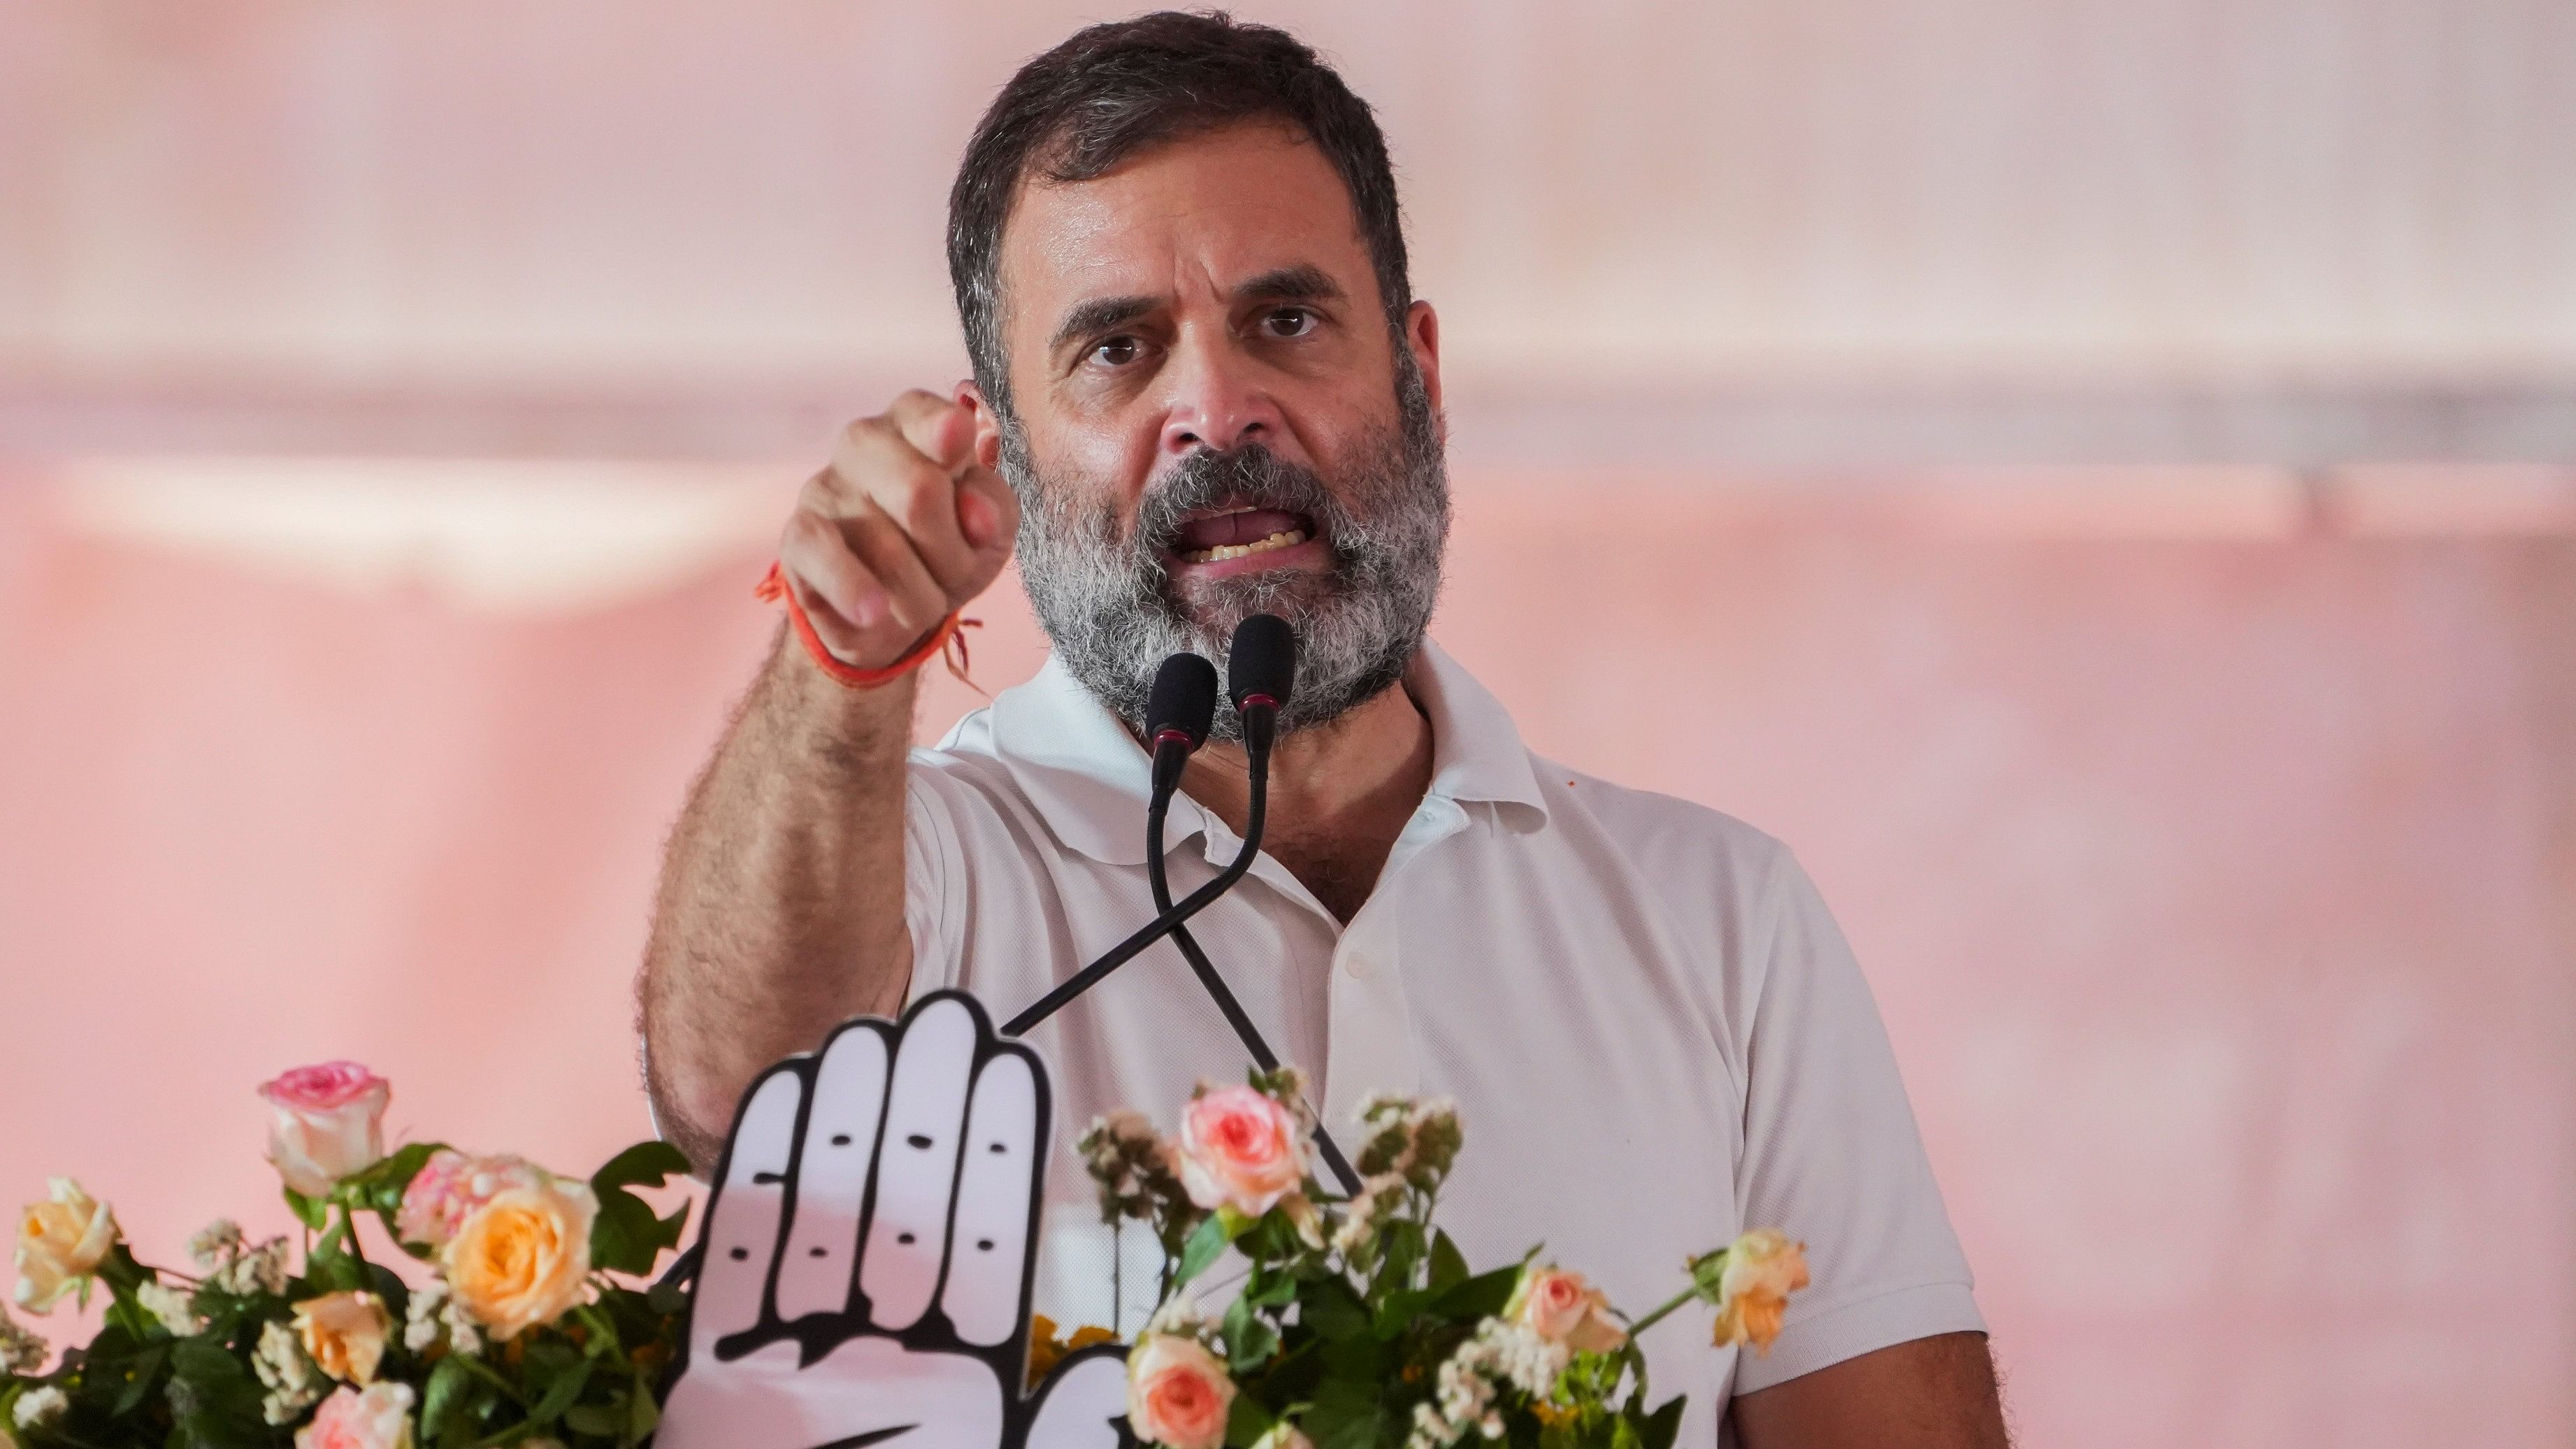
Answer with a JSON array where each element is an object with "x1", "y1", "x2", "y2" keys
[{"x1": 947, "y1": 10, "x2": 1412, "y2": 419}]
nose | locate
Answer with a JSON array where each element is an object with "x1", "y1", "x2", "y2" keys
[{"x1": 1156, "y1": 331, "x2": 1284, "y2": 459}]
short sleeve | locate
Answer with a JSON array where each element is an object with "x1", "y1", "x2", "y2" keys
[
  {"x1": 901, "y1": 760, "x2": 970, "y2": 998},
  {"x1": 1731, "y1": 846, "x2": 1985, "y2": 1393}
]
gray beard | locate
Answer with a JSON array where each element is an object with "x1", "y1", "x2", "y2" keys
[{"x1": 1003, "y1": 362, "x2": 1448, "y2": 742}]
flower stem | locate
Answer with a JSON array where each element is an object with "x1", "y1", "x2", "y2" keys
[{"x1": 1625, "y1": 1284, "x2": 1702, "y2": 1339}]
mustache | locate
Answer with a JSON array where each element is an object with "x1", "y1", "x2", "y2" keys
[{"x1": 1132, "y1": 445, "x2": 1338, "y2": 557}]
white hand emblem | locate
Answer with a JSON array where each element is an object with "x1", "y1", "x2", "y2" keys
[{"x1": 657, "y1": 993, "x2": 1131, "y2": 1449}]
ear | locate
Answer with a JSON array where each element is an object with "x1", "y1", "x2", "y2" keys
[
  {"x1": 1403, "y1": 299, "x2": 1444, "y2": 423},
  {"x1": 957, "y1": 380, "x2": 1005, "y2": 470}
]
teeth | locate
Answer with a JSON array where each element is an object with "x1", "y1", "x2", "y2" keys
[{"x1": 1183, "y1": 528, "x2": 1307, "y2": 564}]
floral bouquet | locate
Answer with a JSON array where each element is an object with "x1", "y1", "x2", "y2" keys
[
  {"x1": 6, "y1": 1026, "x2": 1808, "y2": 1449},
  {"x1": 1067, "y1": 1067, "x2": 1809, "y2": 1449},
  {"x1": 3, "y1": 1062, "x2": 693, "y2": 1449}
]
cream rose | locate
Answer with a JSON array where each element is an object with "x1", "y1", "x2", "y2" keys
[
  {"x1": 1125, "y1": 1332, "x2": 1235, "y2": 1449},
  {"x1": 1507, "y1": 1264, "x2": 1628, "y2": 1353},
  {"x1": 14, "y1": 1178, "x2": 117, "y2": 1313},
  {"x1": 294, "y1": 1291, "x2": 392, "y2": 1384},
  {"x1": 440, "y1": 1178, "x2": 596, "y2": 1341},
  {"x1": 1711, "y1": 1230, "x2": 1810, "y2": 1355},
  {"x1": 259, "y1": 1062, "x2": 391, "y2": 1198},
  {"x1": 395, "y1": 1151, "x2": 540, "y2": 1249},
  {"x1": 1250, "y1": 1422, "x2": 1316, "y2": 1449},
  {"x1": 1174, "y1": 1085, "x2": 1307, "y2": 1218},
  {"x1": 296, "y1": 1382, "x2": 415, "y2": 1449}
]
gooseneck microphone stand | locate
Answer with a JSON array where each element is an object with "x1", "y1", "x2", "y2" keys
[{"x1": 1005, "y1": 615, "x2": 1361, "y2": 1194}]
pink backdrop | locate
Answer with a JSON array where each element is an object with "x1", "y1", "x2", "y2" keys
[{"x1": 3, "y1": 474, "x2": 2568, "y2": 1445}]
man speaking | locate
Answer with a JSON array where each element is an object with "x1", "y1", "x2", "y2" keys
[{"x1": 639, "y1": 13, "x2": 2006, "y2": 1446}]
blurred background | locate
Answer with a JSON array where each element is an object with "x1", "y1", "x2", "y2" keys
[{"x1": 3, "y1": 2, "x2": 2573, "y2": 1442}]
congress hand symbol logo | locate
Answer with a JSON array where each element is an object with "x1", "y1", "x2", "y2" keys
[{"x1": 656, "y1": 993, "x2": 1132, "y2": 1449}]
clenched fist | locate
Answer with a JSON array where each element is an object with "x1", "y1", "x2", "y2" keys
[{"x1": 779, "y1": 391, "x2": 1019, "y2": 671}]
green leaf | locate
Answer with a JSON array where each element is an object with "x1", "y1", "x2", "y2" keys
[
  {"x1": 520, "y1": 1355, "x2": 593, "y2": 1432},
  {"x1": 1247, "y1": 1272, "x2": 1299, "y2": 1310},
  {"x1": 563, "y1": 1402, "x2": 624, "y2": 1438},
  {"x1": 1430, "y1": 1264, "x2": 1521, "y2": 1321},
  {"x1": 303, "y1": 1216, "x2": 367, "y2": 1295},
  {"x1": 1295, "y1": 1276, "x2": 1369, "y2": 1341},
  {"x1": 1224, "y1": 1390, "x2": 1279, "y2": 1449},
  {"x1": 112, "y1": 1343, "x2": 170, "y2": 1415},
  {"x1": 590, "y1": 1194, "x2": 688, "y2": 1278},
  {"x1": 592, "y1": 1140, "x2": 693, "y2": 1195},
  {"x1": 1302, "y1": 1373, "x2": 1383, "y2": 1449},
  {"x1": 283, "y1": 1186, "x2": 329, "y2": 1232},
  {"x1": 1637, "y1": 1396, "x2": 1686, "y2": 1449},
  {"x1": 422, "y1": 1354, "x2": 477, "y2": 1441},
  {"x1": 624, "y1": 1369, "x2": 661, "y2": 1446},
  {"x1": 586, "y1": 1139, "x2": 695, "y2": 1277},
  {"x1": 1428, "y1": 1231, "x2": 1470, "y2": 1296},
  {"x1": 1221, "y1": 1295, "x2": 1280, "y2": 1369},
  {"x1": 1175, "y1": 1211, "x2": 1235, "y2": 1287},
  {"x1": 338, "y1": 1141, "x2": 445, "y2": 1222}
]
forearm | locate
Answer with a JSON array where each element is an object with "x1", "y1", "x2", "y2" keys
[
  {"x1": 639, "y1": 628, "x2": 919, "y2": 1170},
  {"x1": 1729, "y1": 1332, "x2": 2008, "y2": 1448}
]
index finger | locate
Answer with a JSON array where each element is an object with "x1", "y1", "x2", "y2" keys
[{"x1": 886, "y1": 389, "x2": 978, "y2": 473}]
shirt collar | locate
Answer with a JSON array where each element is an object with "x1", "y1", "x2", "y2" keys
[{"x1": 970, "y1": 639, "x2": 1551, "y2": 867}]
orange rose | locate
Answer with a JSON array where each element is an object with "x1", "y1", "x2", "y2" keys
[
  {"x1": 294, "y1": 1291, "x2": 392, "y2": 1384},
  {"x1": 13, "y1": 1178, "x2": 117, "y2": 1313},
  {"x1": 1711, "y1": 1230, "x2": 1809, "y2": 1355},
  {"x1": 440, "y1": 1178, "x2": 595, "y2": 1341}
]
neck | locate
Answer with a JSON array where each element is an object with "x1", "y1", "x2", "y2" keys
[{"x1": 1173, "y1": 670, "x2": 1435, "y2": 923}]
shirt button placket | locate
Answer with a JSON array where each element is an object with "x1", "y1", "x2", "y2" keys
[{"x1": 1323, "y1": 935, "x2": 1418, "y2": 1130}]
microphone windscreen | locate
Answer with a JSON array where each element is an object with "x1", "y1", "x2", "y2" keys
[
  {"x1": 1228, "y1": 613, "x2": 1298, "y2": 714},
  {"x1": 1145, "y1": 652, "x2": 1220, "y2": 749}
]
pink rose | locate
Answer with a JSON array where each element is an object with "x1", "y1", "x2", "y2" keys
[
  {"x1": 1508, "y1": 1265, "x2": 1628, "y2": 1353},
  {"x1": 296, "y1": 1382, "x2": 415, "y2": 1449},
  {"x1": 1125, "y1": 1333, "x2": 1234, "y2": 1449},
  {"x1": 394, "y1": 1151, "x2": 540, "y2": 1249},
  {"x1": 1174, "y1": 1085, "x2": 1307, "y2": 1218},
  {"x1": 259, "y1": 1063, "x2": 391, "y2": 1198}
]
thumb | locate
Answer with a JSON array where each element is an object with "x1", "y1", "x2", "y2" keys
[{"x1": 955, "y1": 466, "x2": 1019, "y2": 558}]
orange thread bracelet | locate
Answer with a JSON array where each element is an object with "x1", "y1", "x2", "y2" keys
[{"x1": 756, "y1": 561, "x2": 981, "y2": 691}]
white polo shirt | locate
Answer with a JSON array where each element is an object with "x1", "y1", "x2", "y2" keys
[{"x1": 902, "y1": 642, "x2": 1982, "y2": 1445}]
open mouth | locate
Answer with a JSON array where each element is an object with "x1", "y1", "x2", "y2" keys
[{"x1": 1166, "y1": 505, "x2": 1319, "y2": 566}]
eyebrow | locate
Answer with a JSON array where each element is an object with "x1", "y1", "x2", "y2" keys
[{"x1": 1046, "y1": 265, "x2": 1349, "y2": 355}]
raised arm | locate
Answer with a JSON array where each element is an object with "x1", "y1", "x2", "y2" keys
[{"x1": 638, "y1": 389, "x2": 1017, "y2": 1172}]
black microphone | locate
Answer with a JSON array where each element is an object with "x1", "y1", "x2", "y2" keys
[
  {"x1": 1144, "y1": 651, "x2": 1220, "y2": 808},
  {"x1": 1226, "y1": 611, "x2": 1296, "y2": 752}
]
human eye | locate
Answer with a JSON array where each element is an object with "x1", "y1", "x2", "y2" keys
[
  {"x1": 1258, "y1": 306, "x2": 1319, "y2": 340},
  {"x1": 1088, "y1": 334, "x2": 1145, "y2": 368}
]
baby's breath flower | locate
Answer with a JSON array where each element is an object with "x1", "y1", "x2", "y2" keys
[
  {"x1": 137, "y1": 1278, "x2": 203, "y2": 1337},
  {"x1": 401, "y1": 1277, "x2": 482, "y2": 1358},
  {"x1": 0, "y1": 1305, "x2": 46, "y2": 1374},
  {"x1": 1078, "y1": 1111, "x2": 1188, "y2": 1227},
  {"x1": 213, "y1": 1238, "x2": 292, "y2": 1297},
  {"x1": 1330, "y1": 1172, "x2": 1406, "y2": 1255},
  {"x1": 12, "y1": 1386, "x2": 69, "y2": 1430},
  {"x1": 1404, "y1": 1318, "x2": 1569, "y2": 1449},
  {"x1": 253, "y1": 1318, "x2": 324, "y2": 1424},
  {"x1": 187, "y1": 1219, "x2": 246, "y2": 1274},
  {"x1": 1142, "y1": 1295, "x2": 1207, "y2": 1339}
]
